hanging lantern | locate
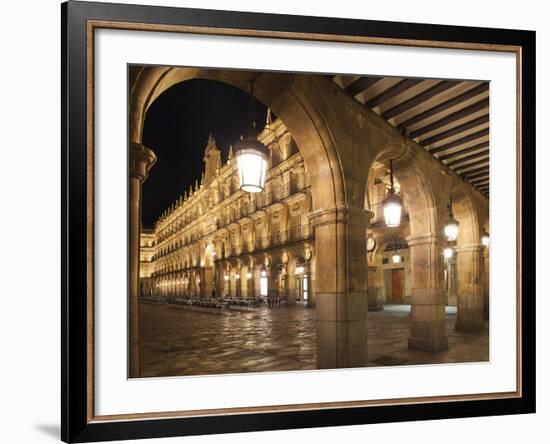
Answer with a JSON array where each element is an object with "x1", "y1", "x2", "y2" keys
[
  {"x1": 391, "y1": 251, "x2": 401, "y2": 264},
  {"x1": 234, "y1": 79, "x2": 269, "y2": 193},
  {"x1": 382, "y1": 159, "x2": 403, "y2": 227},
  {"x1": 444, "y1": 197, "x2": 459, "y2": 242},
  {"x1": 391, "y1": 239, "x2": 401, "y2": 263},
  {"x1": 481, "y1": 229, "x2": 490, "y2": 247},
  {"x1": 443, "y1": 246, "x2": 454, "y2": 259}
]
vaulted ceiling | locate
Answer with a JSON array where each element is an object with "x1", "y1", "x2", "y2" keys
[{"x1": 330, "y1": 75, "x2": 490, "y2": 197}]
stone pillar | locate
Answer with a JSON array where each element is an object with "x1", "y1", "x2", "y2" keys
[
  {"x1": 406, "y1": 234, "x2": 448, "y2": 352},
  {"x1": 483, "y1": 248, "x2": 489, "y2": 320},
  {"x1": 306, "y1": 258, "x2": 316, "y2": 308},
  {"x1": 309, "y1": 206, "x2": 371, "y2": 369},
  {"x1": 446, "y1": 256, "x2": 458, "y2": 306},
  {"x1": 367, "y1": 266, "x2": 384, "y2": 311},
  {"x1": 456, "y1": 244, "x2": 485, "y2": 331},
  {"x1": 129, "y1": 142, "x2": 156, "y2": 378},
  {"x1": 202, "y1": 267, "x2": 213, "y2": 298},
  {"x1": 283, "y1": 270, "x2": 294, "y2": 305}
]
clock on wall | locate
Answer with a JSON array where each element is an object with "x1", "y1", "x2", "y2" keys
[{"x1": 367, "y1": 235, "x2": 377, "y2": 253}]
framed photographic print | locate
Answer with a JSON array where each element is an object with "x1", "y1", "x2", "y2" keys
[{"x1": 61, "y1": 0, "x2": 536, "y2": 442}]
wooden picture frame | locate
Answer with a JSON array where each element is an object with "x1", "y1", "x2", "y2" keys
[{"x1": 62, "y1": 1, "x2": 536, "y2": 442}]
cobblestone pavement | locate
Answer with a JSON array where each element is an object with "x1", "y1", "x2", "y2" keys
[{"x1": 139, "y1": 303, "x2": 489, "y2": 378}]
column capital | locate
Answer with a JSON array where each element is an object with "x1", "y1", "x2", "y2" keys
[
  {"x1": 455, "y1": 243, "x2": 483, "y2": 253},
  {"x1": 308, "y1": 205, "x2": 374, "y2": 228},
  {"x1": 130, "y1": 142, "x2": 157, "y2": 182},
  {"x1": 406, "y1": 233, "x2": 440, "y2": 247}
]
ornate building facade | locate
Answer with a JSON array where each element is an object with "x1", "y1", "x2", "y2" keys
[{"x1": 139, "y1": 115, "x2": 316, "y2": 307}]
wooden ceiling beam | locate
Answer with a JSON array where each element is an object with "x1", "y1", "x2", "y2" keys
[
  {"x1": 409, "y1": 98, "x2": 489, "y2": 139},
  {"x1": 460, "y1": 165, "x2": 489, "y2": 177},
  {"x1": 429, "y1": 129, "x2": 489, "y2": 155},
  {"x1": 446, "y1": 150, "x2": 490, "y2": 168},
  {"x1": 469, "y1": 175, "x2": 490, "y2": 184},
  {"x1": 366, "y1": 78, "x2": 424, "y2": 108},
  {"x1": 344, "y1": 76, "x2": 383, "y2": 96},
  {"x1": 454, "y1": 160, "x2": 490, "y2": 174},
  {"x1": 472, "y1": 181, "x2": 489, "y2": 188},
  {"x1": 466, "y1": 170, "x2": 491, "y2": 181},
  {"x1": 382, "y1": 80, "x2": 461, "y2": 119},
  {"x1": 397, "y1": 82, "x2": 489, "y2": 130},
  {"x1": 436, "y1": 142, "x2": 489, "y2": 161},
  {"x1": 420, "y1": 114, "x2": 489, "y2": 146}
]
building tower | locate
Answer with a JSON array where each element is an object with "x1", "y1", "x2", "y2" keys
[{"x1": 202, "y1": 133, "x2": 222, "y2": 186}]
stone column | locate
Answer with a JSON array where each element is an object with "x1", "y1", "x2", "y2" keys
[
  {"x1": 446, "y1": 256, "x2": 458, "y2": 306},
  {"x1": 483, "y1": 248, "x2": 489, "y2": 320},
  {"x1": 456, "y1": 244, "x2": 485, "y2": 331},
  {"x1": 406, "y1": 234, "x2": 448, "y2": 352},
  {"x1": 129, "y1": 142, "x2": 156, "y2": 378},
  {"x1": 306, "y1": 258, "x2": 316, "y2": 308},
  {"x1": 284, "y1": 270, "x2": 294, "y2": 305},
  {"x1": 367, "y1": 266, "x2": 384, "y2": 311},
  {"x1": 309, "y1": 206, "x2": 372, "y2": 369},
  {"x1": 202, "y1": 267, "x2": 213, "y2": 298}
]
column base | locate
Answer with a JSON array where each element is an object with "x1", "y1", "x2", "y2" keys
[
  {"x1": 367, "y1": 287, "x2": 383, "y2": 311},
  {"x1": 408, "y1": 335, "x2": 448, "y2": 352},
  {"x1": 317, "y1": 343, "x2": 368, "y2": 369},
  {"x1": 316, "y1": 292, "x2": 369, "y2": 368}
]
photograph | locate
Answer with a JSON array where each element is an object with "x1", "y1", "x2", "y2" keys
[
  {"x1": 130, "y1": 66, "x2": 491, "y2": 378},
  {"x1": 59, "y1": 2, "x2": 536, "y2": 440}
]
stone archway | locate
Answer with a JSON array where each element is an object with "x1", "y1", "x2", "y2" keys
[
  {"x1": 129, "y1": 67, "x2": 358, "y2": 375},
  {"x1": 129, "y1": 65, "x2": 474, "y2": 373},
  {"x1": 452, "y1": 188, "x2": 487, "y2": 331},
  {"x1": 366, "y1": 141, "x2": 453, "y2": 352}
]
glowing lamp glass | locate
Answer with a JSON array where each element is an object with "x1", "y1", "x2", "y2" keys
[
  {"x1": 382, "y1": 191, "x2": 402, "y2": 228},
  {"x1": 295, "y1": 265, "x2": 304, "y2": 275},
  {"x1": 481, "y1": 231, "x2": 490, "y2": 247},
  {"x1": 235, "y1": 142, "x2": 268, "y2": 193},
  {"x1": 246, "y1": 272, "x2": 252, "y2": 279},
  {"x1": 443, "y1": 247, "x2": 454, "y2": 259},
  {"x1": 444, "y1": 220, "x2": 459, "y2": 242},
  {"x1": 392, "y1": 253, "x2": 401, "y2": 264}
]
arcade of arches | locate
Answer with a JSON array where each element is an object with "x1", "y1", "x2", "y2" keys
[{"x1": 130, "y1": 66, "x2": 490, "y2": 378}]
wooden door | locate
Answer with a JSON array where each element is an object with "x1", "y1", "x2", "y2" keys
[{"x1": 391, "y1": 269, "x2": 404, "y2": 303}]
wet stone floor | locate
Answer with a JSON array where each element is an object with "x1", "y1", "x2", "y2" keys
[{"x1": 139, "y1": 303, "x2": 489, "y2": 378}]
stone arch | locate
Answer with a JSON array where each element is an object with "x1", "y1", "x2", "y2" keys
[
  {"x1": 365, "y1": 140, "x2": 452, "y2": 352},
  {"x1": 451, "y1": 187, "x2": 488, "y2": 331},
  {"x1": 129, "y1": 66, "x2": 346, "y2": 211},
  {"x1": 452, "y1": 188, "x2": 482, "y2": 247},
  {"x1": 130, "y1": 67, "x2": 403, "y2": 367}
]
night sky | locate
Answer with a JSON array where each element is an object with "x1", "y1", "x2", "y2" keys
[{"x1": 141, "y1": 79, "x2": 268, "y2": 229}]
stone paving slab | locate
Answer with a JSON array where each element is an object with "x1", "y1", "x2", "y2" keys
[{"x1": 139, "y1": 303, "x2": 488, "y2": 378}]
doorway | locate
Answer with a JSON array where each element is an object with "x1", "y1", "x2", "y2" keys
[
  {"x1": 391, "y1": 269, "x2": 404, "y2": 303},
  {"x1": 294, "y1": 274, "x2": 309, "y2": 303}
]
